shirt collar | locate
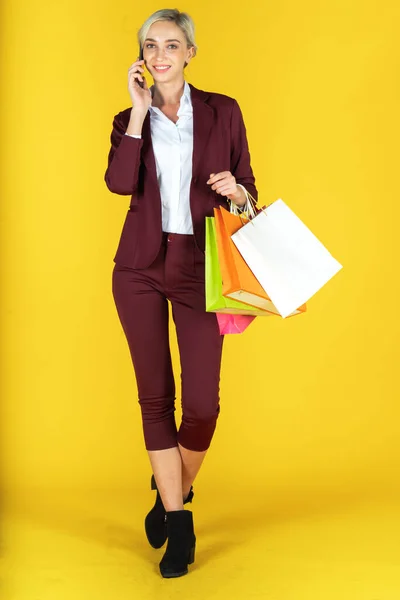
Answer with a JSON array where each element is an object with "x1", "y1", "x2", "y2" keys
[{"x1": 149, "y1": 80, "x2": 192, "y2": 114}]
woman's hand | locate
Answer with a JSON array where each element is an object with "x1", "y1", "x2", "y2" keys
[
  {"x1": 206, "y1": 171, "x2": 241, "y2": 202},
  {"x1": 128, "y1": 58, "x2": 152, "y2": 114}
]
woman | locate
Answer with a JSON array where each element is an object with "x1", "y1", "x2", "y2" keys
[{"x1": 105, "y1": 8, "x2": 258, "y2": 578}]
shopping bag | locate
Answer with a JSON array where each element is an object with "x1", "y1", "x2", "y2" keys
[
  {"x1": 231, "y1": 198, "x2": 343, "y2": 318},
  {"x1": 205, "y1": 216, "x2": 273, "y2": 317},
  {"x1": 216, "y1": 313, "x2": 256, "y2": 334},
  {"x1": 215, "y1": 206, "x2": 306, "y2": 318}
]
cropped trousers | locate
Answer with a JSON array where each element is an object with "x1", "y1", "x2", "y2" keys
[{"x1": 112, "y1": 232, "x2": 224, "y2": 452}]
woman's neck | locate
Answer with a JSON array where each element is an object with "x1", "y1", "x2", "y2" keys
[{"x1": 151, "y1": 80, "x2": 185, "y2": 108}]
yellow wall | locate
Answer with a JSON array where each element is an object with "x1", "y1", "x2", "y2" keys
[{"x1": 1, "y1": 0, "x2": 399, "y2": 498}]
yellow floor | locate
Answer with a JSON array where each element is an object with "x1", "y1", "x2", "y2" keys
[{"x1": 2, "y1": 485, "x2": 400, "y2": 599}]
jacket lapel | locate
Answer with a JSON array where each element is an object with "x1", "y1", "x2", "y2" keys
[
  {"x1": 141, "y1": 83, "x2": 214, "y2": 181},
  {"x1": 190, "y1": 83, "x2": 213, "y2": 177}
]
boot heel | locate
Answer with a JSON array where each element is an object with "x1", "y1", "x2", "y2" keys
[{"x1": 188, "y1": 543, "x2": 196, "y2": 564}]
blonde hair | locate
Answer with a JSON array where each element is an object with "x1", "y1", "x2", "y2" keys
[{"x1": 138, "y1": 9, "x2": 197, "y2": 67}]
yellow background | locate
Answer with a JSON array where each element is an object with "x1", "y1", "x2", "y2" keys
[{"x1": 1, "y1": 0, "x2": 399, "y2": 598}]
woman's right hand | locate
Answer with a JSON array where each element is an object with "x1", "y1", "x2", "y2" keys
[{"x1": 128, "y1": 58, "x2": 152, "y2": 113}]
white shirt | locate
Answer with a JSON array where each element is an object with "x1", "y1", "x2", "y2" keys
[{"x1": 125, "y1": 81, "x2": 247, "y2": 233}]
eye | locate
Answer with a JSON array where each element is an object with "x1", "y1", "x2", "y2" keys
[{"x1": 145, "y1": 43, "x2": 178, "y2": 49}]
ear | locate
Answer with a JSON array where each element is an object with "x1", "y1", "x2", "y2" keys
[{"x1": 186, "y1": 46, "x2": 195, "y2": 65}]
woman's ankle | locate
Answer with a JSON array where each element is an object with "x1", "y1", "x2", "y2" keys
[{"x1": 166, "y1": 505, "x2": 184, "y2": 512}]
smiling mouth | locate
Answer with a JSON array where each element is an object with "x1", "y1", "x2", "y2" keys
[{"x1": 153, "y1": 65, "x2": 171, "y2": 71}]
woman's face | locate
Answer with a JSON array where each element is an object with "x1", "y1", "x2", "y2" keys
[{"x1": 143, "y1": 21, "x2": 194, "y2": 82}]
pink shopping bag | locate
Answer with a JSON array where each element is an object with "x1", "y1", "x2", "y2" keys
[{"x1": 216, "y1": 313, "x2": 256, "y2": 334}]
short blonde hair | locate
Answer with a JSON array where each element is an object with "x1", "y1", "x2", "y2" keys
[{"x1": 138, "y1": 8, "x2": 197, "y2": 67}]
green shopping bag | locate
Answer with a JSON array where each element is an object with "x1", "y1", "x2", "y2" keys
[{"x1": 205, "y1": 216, "x2": 273, "y2": 316}]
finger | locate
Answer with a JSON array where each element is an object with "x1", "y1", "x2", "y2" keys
[
  {"x1": 207, "y1": 173, "x2": 223, "y2": 184},
  {"x1": 129, "y1": 74, "x2": 142, "y2": 85},
  {"x1": 206, "y1": 173, "x2": 215, "y2": 184},
  {"x1": 207, "y1": 171, "x2": 230, "y2": 184},
  {"x1": 211, "y1": 176, "x2": 230, "y2": 190},
  {"x1": 128, "y1": 65, "x2": 144, "y2": 74},
  {"x1": 127, "y1": 62, "x2": 144, "y2": 73},
  {"x1": 130, "y1": 72, "x2": 144, "y2": 84},
  {"x1": 214, "y1": 185, "x2": 234, "y2": 195},
  {"x1": 210, "y1": 173, "x2": 222, "y2": 183},
  {"x1": 128, "y1": 72, "x2": 144, "y2": 84}
]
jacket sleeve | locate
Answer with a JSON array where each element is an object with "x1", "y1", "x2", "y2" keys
[
  {"x1": 104, "y1": 111, "x2": 144, "y2": 195},
  {"x1": 230, "y1": 99, "x2": 258, "y2": 204}
]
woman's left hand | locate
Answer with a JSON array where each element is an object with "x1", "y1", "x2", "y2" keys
[{"x1": 206, "y1": 171, "x2": 240, "y2": 201}]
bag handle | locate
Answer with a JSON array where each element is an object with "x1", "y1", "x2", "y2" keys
[{"x1": 228, "y1": 186, "x2": 258, "y2": 219}]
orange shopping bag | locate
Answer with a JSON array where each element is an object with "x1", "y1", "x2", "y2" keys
[{"x1": 214, "y1": 205, "x2": 307, "y2": 318}]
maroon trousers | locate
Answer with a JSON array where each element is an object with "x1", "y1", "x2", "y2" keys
[{"x1": 112, "y1": 232, "x2": 224, "y2": 452}]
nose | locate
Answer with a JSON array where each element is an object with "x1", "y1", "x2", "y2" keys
[{"x1": 155, "y1": 49, "x2": 167, "y2": 61}]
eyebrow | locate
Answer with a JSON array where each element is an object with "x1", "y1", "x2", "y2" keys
[{"x1": 144, "y1": 38, "x2": 182, "y2": 43}]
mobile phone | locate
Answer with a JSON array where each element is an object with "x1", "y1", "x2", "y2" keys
[{"x1": 137, "y1": 45, "x2": 144, "y2": 88}]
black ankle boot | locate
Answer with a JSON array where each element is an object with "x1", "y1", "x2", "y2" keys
[
  {"x1": 144, "y1": 474, "x2": 194, "y2": 549},
  {"x1": 159, "y1": 509, "x2": 196, "y2": 578}
]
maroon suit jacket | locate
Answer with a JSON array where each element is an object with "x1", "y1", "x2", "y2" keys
[{"x1": 104, "y1": 82, "x2": 258, "y2": 269}]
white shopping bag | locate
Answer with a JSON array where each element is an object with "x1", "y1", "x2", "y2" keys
[{"x1": 231, "y1": 199, "x2": 343, "y2": 318}]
